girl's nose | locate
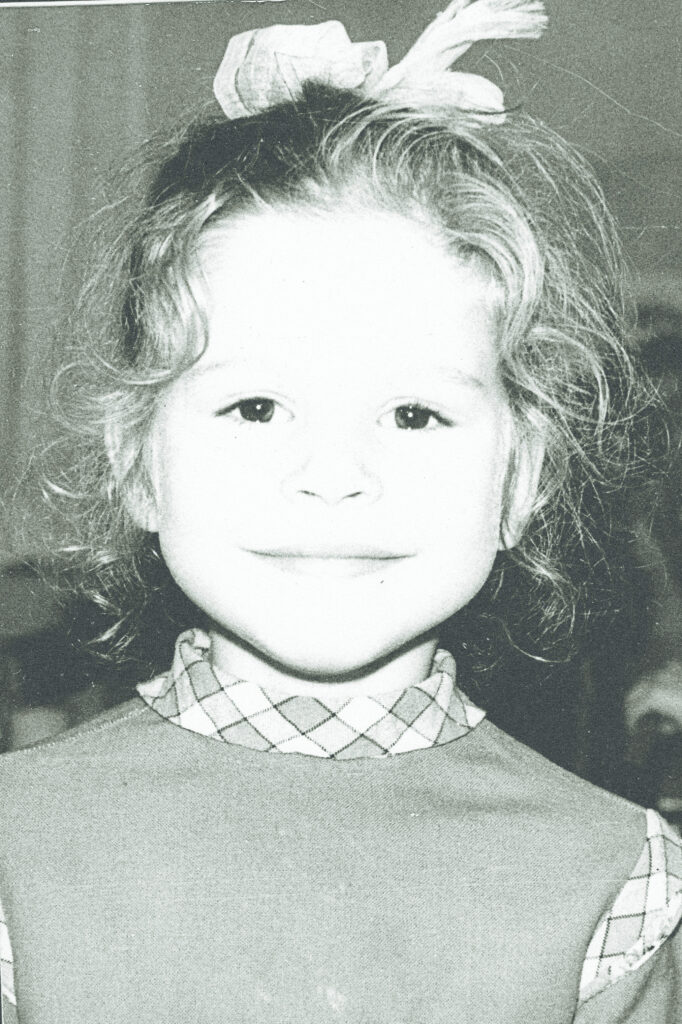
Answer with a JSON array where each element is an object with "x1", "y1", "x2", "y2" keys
[{"x1": 281, "y1": 436, "x2": 382, "y2": 507}]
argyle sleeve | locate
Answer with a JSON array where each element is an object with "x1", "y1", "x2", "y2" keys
[
  {"x1": 0, "y1": 988, "x2": 17, "y2": 1024},
  {"x1": 0, "y1": 890, "x2": 16, "y2": 1024},
  {"x1": 574, "y1": 809, "x2": 682, "y2": 1022}
]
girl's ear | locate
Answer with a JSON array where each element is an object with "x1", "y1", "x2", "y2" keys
[
  {"x1": 499, "y1": 430, "x2": 545, "y2": 551},
  {"x1": 104, "y1": 419, "x2": 160, "y2": 534}
]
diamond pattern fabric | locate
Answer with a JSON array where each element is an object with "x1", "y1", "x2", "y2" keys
[
  {"x1": 0, "y1": 911, "x2": 13, "y2": 1008},
  {"x1": 135, "y1": 628, "x2": 486, "y2": 759},
  {"x1": 578, "y1": 807, "x2": 682, "y2": 1005}
]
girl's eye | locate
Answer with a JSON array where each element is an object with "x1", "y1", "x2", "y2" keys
[
  {"x1": 216, "y1": 398, "x2": 278, "y2": 423},
  {"x1": 392, "y1": 404, "x2": 448, "y2": 430}
]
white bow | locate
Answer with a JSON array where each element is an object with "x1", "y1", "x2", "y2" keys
[{"x1": 214, "y1": 0, "x2": 547, "y2": 121}]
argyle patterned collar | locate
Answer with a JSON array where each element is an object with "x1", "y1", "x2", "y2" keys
[{"x1": 136, "y1": 628, "x2": 486, "y2": 759}]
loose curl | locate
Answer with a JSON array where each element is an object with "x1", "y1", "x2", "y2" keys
[{"x1": 42, "y1": 83, "x2": 654, "y2": 671}]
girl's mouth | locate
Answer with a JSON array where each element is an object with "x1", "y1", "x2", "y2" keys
[{"x1": 248, "y1": 552, "x2": 411, "y2": 578}]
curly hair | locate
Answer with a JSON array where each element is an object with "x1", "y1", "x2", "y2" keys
[{"x1": 42, "y1": 82, "x2": 655, "y2": 671}]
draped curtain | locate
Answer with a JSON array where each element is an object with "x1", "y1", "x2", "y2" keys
[{"x1": 0, "y1": 7, "x2": 152, "y2": 557}]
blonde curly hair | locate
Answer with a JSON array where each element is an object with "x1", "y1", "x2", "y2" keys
[{"x1": 44, "y1": 83, "x2": 654, "y2": 668}]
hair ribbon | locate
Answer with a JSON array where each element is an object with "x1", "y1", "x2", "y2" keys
[{"x1": 213, "y1": 0, "x2": 547, "y2": 121}]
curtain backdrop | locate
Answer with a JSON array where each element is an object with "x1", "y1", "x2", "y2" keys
[{"x1": 0, "y1": 0, "x2": 680, "y2": 557}]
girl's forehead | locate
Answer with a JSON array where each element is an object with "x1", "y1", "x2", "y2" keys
[{"x1": 194, "y1": 209, "x2": 502, "y2": 380}]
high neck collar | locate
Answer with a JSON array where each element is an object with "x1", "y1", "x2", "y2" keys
[{"x1": 137, "y1": 628, "x2": 486, "y2": 759}]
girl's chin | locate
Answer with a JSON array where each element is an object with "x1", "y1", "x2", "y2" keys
[
  {"x1": 208, "y1": 619, "x2": 440, "y2": 688},
  {"x1": 232, "y1": 644, "x2": 399, "y2": 683}
]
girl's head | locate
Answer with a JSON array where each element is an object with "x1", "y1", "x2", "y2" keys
[
  {"x1": 135, "y1": 207, "x2": 515, "y2": 677},
  {"x1": 49, "y1": 20, "x2": 650, "y2": 677}
]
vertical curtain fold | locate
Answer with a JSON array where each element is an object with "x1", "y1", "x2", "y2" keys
[{"x1": 0, "y1": 8, "x2": 150, "y2": 558}]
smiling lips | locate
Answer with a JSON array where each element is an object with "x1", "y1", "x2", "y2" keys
[{"x1": 248, "y1": 550, "x2": 412, "y2": 578}]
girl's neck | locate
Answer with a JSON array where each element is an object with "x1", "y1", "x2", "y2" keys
[{"x1": 208, "y1": 631, "x2": 441, "y2": 700}]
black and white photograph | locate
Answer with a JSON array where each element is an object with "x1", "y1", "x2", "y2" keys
[{"x1": 0, "y1": 1, "x2": 680, "y2": 1020}]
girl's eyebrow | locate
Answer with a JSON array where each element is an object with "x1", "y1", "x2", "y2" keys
[
  {"x1": 433, "y1": 367, "x2": 487, "y2": 390},
  {"x1": 187, "y1": 362, "x2": 488, "y2": 390},
  {"x1": 185, "y1": 359, "x2": 247, "y2": 381}
]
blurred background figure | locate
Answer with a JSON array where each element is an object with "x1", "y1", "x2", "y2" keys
[
  {"x1": 623, "y1": 306, "x2": 682, "y2": 827},
  {"x1": 0, "y1": 561, "x2": 130, "y2": 754}
]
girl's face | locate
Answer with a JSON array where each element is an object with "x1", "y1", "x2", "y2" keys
[{"x1": 143, "y1": 210, "x2": 515, "y2": 680}]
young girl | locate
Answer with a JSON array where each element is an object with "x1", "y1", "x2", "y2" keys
[{"x1": 1, "y1": 2, "x2": 680, "y2": 1021}]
